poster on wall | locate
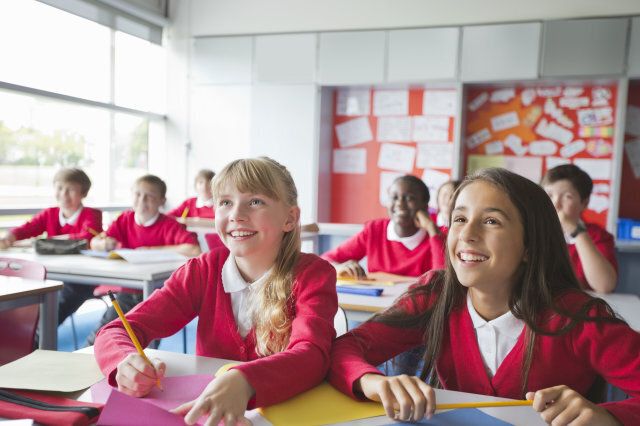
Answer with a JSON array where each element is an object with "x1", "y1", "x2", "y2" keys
[
  {"x1": 330, "y1": 88, "x2": 458, "y2": 224},
  {"x1": 464, "y1": 83, "x2": 618, "y2": 228}
]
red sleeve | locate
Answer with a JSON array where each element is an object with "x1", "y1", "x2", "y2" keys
[
  {"x1": 232, "y1": 255, "x2": 338, "y2": 407},
  {"x1": 10, "y1": 209, "x2": 51, "y2": 241},
  {"x1": 428, "y1": 233, "x2": 446, "y2": 270},
  {"x1": 94, "y1": 257, "x2": 206, "y2": 385},
  {"x1": 328, "y1": 272, "x2": 437, "y2": 398},
  {"x1": 105, "y1": 213, "x2": 126, "y2": 242},
  {"x1": 68, "y1": 208, "x2": 103, "y2": 241},
  {"x1": 166, "y1": 199, "x2": 190, "y2": 218},
  {"x1": 164, "y1": 218, "x2": 198, "y2": 245},
  {"x1": 590, "y1": 225, "x2": 618, "y2": 273},
  {"x1": 321, "y1": 226, "x2": 369, "y2": 264}
]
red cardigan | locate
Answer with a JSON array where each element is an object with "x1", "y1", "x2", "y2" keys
[
  {"x1": 106, "y1": 211, "x2": 198, "y2": 248},
  {"x1": 166, "y1": 197, "x2": 215, "y2": 219},
  {"x1": 322, "y1": 218, "x2": 445, "y2": 277},
  {"x1": 568, "y1": 223, "x2": 618, "y2": 291},
  {"x1": 94, "y1": 250, "x2": 338, "y2": 408},
  {"x1": 328, "y1": 273, "x2": 640, "y2": 425},
  {"x1": 11, "y1": 206, "x2": 102, "y2": 242}
]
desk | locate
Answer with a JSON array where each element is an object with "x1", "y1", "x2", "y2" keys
[
  {"x1": 590, "y1": 292, "x2": 640, "y2": 331},
  {"x1": 1, "y1": 250, "x2": 186, "y2": 299},
  {"x1": 0, "y1": 275, "x2": 63, "y2": 350}
]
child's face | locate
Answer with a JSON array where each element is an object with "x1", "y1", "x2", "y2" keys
[
  {"x1": 448, "y1": 181, "x2": 526, "y2": 294},
  {"x1": 387, "y1": 180, "x2": 427, "y2": 233},
  {"x1": 132, "y1": 181, "x2": 165, "y2": 220},
  {"x1": 437, "y1": 182, "x2": 455, "y2": 218},
  {"x1": 215, "y1": 185, "x2": 299, "y2": 267},
  {"x1": 195, "y1": 177, "x2": 213, "y2": 200},
  {"x1": 543, "y1": 179, "x2": 588, "y2": 222},
  {"x1": 54, "y1": 181, "x2": 85, "y2": 212}
]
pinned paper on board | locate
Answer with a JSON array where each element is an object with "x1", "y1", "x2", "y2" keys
[
  {"x1": 469, "y1": 92, "x2": 489, "y2": 111},
  {"x1": 626, "y1": 105, "x2": 640, "y2": 137},
  {"x1": 377, "y1": 143, "x2": 416, "y2": 172},
  {"x1": 544, "y1": 99, "x2": 574, "y2": 128},
  {"x1": 504, "y1": 134, "x2": 527, "y2": 157},
  {"x1": 490, "y1": 89, "x2": 515, "y2": 103},
  {"x1": 593, "y1": 183, "x2": 611, "y2": 194},
  {"x1": 537, "y1": 87, "x2": 562, "y2": 98},
  {"x1": 586, "y1": 139, "x2": 613, "y2": 157},
  {"x1": 467, "y1": 128, "x2": 491, "y2": 149},
  {"x1": 529, "y1": 140, "x2": 558, "y2": 156},
  {"x1": 467, "y1": 155, "x2": 506, "y2": 173},
  {"x1": 491, "y1": 111, "x2": 520, "y2": 132},
  {"x1": 560, "y1": 140, "x2": 586, "y2": 158},
  {"x1": 422, "y1": 169, "x2": 451, "y2": 209},
  {"x1": 423, "y1": 90, "x2": 457, "y2": 116},
  {"x1": 485, "y1": 140, "x2": 504, "y2": 155},
  {"x1": 335, "y1": 117, "x2": 373, "y2": 147},
  {"x1": 377, "y1": 117, "x2": 412, "y2": 142},
  {"x1": 504, "y1": 156, "x2": 543, "y2": 182},
  {"x1": 416, "y1": 143, "x2": 453, "y2": 169},
  {"x1": 624, "y1": 139, "x2": 640, "y2": 178},
  {"x1": 574, "y1": 158, "x2": 612, "y2": 180},
  {"x1": 337, "y1": 89, "x2": 371, "y2": 116},
  {"x1": 521, "y1": 89, "x2": 536, "y2": 107},
  {"x1": 546, "y1": 156, "x2": 571, "y2": 170},
  {"x1": 577, "y1": 107, "x2": 613, "y2": 126},
  {"x1": 579, "y1": 126, "x2": 613, "y2": 138},
  {"x1": 592, "y1": 87, "x2": 612, "y2": 107},
  {"x1": 588, "y1": 194, "x2": 610, "y2": 214},
  {"x1": 374, "y1": 90, "x2": 409, "y2": 116},
  {"x1": 563, "y1": 87, "x2": 584, "y2": 97},
  {"x1": 379, "y1": 171, "x2": 404, "y2": 206},
  {"x1": 413, "y1": 116, "x2": 450, "y2": 142},
  {"x1": 333, "y1": 148, "x2": 367, "y2": 174},
  {"x1": 522, "y1": 105, "x2": 543, "y2": 127},
  {"x1": 559, "y1": 97, "x2": 590, "y2": 109},
  {"x1": 536, "y1": 118, "x2": 573, "y2": 145}
]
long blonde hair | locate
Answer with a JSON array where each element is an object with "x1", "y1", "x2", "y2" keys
[{"x1": 211, "y1": 157, "x2": 301, "y2": 355}]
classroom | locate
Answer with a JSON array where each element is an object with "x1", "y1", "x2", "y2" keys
[{"x1": 1, "y1": 0, "x2": 640, "y2": 424}]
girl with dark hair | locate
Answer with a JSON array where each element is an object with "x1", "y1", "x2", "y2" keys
[{"x1": 329, "y1": 168, "x2": 640, "y2": 425}]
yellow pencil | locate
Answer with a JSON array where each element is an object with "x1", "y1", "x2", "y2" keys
[
  {"x1": 107, "y1": 291, "x2": 162, "y2": 390},
  {"x1": 435, "y1": 400, "x2": 533, "y2": 410},
  {"x1": 85, "y1": 226, "x2": 104, "y2": 238},
  {"x1": 181, "y1": 207, "x2": 190, "y2": 219}
]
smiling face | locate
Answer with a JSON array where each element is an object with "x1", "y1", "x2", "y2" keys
[
  {"x1": 543, "y1": 179, "x2": 587, "y2": 223},
  {"x1": 387, "y1": 179, "x2": 428, "y2": 237},
  {"x1": 55, "y1": 180, "x2": 85, "y2": 213},
  {"x1": 215, "y1": 184, "x2": 299, "y2": 274},
  {"x1": 448, "y1": 180, "x2": 526, "y2": 295},
  {"x1": 132, "y1": 181, "x2": 165, "y2": 222}
]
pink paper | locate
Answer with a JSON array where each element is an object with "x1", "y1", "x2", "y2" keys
[{"x1": 97, "y1": 390, "x2": 186, "y2": 425}]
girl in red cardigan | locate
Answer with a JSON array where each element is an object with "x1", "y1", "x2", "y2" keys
[
  {"x1": 94, "y1": 157, "x2": 337, "y2": 425},
  {"x1": 329, "y1": 168, "x2": 640, "y2": 425}
]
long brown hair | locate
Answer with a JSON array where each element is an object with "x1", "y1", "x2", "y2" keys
[
  {"x1": 211, "y1": 157, "x2": 300, "y2": 356},
  {"x1": 376, "y1": 167, "x2": 622, "y2": 396}
]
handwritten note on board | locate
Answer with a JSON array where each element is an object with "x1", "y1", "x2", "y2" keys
[
  {"x1": 413, "y1": 116, "x2": 450, "y2": 142},
  {"x1": 377, "y1": 116, "x2": 412, "y2": 142},
  {"x1": 378, "y1": 143, "x2": 416, "y2": 172},
  {"x1": 337, "y1": 89, "x2": 371, "y2": 116},
  {"x1": 374, "y1": 90, "x2": 409, "y2": 116},
  {"x1": 423, "y1": 90, "x2": 457, "y2": 116},
  {"x1": 416, "y1": 143, "x2": 453, "y2": 169},
  {"x1": 335, "y1": 117, "x2": 373, "y2": 147},
  {"x1": 333, "y1": 148, "x2": 367, "y2": 174}
]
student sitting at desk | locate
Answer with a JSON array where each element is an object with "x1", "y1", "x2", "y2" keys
[
  {"x1": 542, "y1": 164, "x2": 617, "y2": 293},
  {"x1": 322, "y1": 175, "x2": 445, "y2": 279},
  {"x1": 0, "y1": 168, "x2": 103, "y2": 326},
  {"x1": 329, "y1": 168, "x2": 640, "y2": 425},
  {"x1": 94, "y1": 157, "x2": 337, "y2": 425},
  {"x1": 166, "y1": 168, "x2": 216, "y2": 222},
  {"x1": 86, "y1": 174, "x2": 200, "y2": 344}
]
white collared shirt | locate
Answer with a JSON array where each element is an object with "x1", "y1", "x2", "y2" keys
[
  {"x1": 386, "y1": 220, "x2": 427, "y2": 251},
  {"x1": 221, "y1": 255, "x2": 270, "y2": 338},
  {"x1": 467, "y1": 292, "x2": 525, "y2": 377},
  {"x1": 59, "y1": 206, "x2": 83, "y2": 227},
  {"x1": 134, "y1": 213, "x2": 160, "y2": 227},
  {"x1": 195, "y1": 197, "x2": 214, "y2": 208}
]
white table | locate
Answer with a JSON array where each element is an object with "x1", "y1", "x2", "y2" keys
[
  {"x1": 0, "y1": 275, "x2": 63, "y2": 350},
  {"x1": 589, "y1": 291, "x2": 640, "y2": 331},
  {"x1": 1, "y1": 249, "x2": 186, "y2": 298}
]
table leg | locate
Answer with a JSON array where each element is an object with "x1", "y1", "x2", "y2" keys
[
  {"x1": 143, "y1": 281, "x2": 153, "y2": 299},
  {"x1": 39, "y1": 291, "x2": 59, "y2": 350}
]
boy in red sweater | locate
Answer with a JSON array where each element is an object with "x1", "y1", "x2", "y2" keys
[
  {"x1": 86, "y1": 174, "x2": 200, "y2": 344},
  {"x1": 166, "y1": 169, "x2": 216, "y2": 222},
  {"x1": 0, "y1": 168, "x2": 103, "y2": 325}
]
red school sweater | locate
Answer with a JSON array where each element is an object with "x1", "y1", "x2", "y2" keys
[
  {"x1": 94, "y1": 250, "x2": 338, "y2": 408},
  {"x1": 166, "y1": 197, "x2": 215, "y2": 219},
  {"x1": 321, "y1": 218, "x2": 445, "y2": 277},
  {"x1": 328, "y1": 272, "x2": 640, "y2": 425},
  {"x1": 11, "y1": 206, "x2": 102, "y2": 242},
  {"x1": 105, "y1": 211, "x2": 198, "y2": 248},
  {"x1": 568, "y1": 223, "x2": 618, "y2": 291}
]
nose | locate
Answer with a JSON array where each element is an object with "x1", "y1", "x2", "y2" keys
[
  {"x1": 229, "y1": 203, "x2": 247, "y2": 222},
  {"x1": 458, "y1": 220, "x2": 479, "y2": 242}
]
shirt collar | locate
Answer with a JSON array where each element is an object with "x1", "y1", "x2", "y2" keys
[
  {"x1": 59, "y1": 206, "x2": 83, "y2": 227},
  {"x1": 196, "y1": 197, "x2": 214, "y2": 208},
  {"x1": 134, "y1": 212, "x2": 160, "y2": 227},
  {"x1": 386, "y1": 220, "x2": 427, "y2": 250},
  {"x1": 466, "y1": 292, "x2": 524, "y2": 339},
  {"x1": 222, "y1": 255, "x2": 270, "y2": 294}
]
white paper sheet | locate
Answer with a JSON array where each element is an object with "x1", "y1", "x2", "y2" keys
[
  {"x1": 537, "y1": 87, "x2": 562, "y2": 98},
  {"x1": 416, "y1": 143, "x2": 453, "y2": 169},
  {"x1": 412, "y1": 116, "x2": 450, "y2": 142},
  {"x1": 504, "y1": 156, "x2": 543, "y2": 182},
  {"x1": 586, "y1": 139, "x2": 613, "y2": 157},
  {"x1": 588, "y1": 194, "x2": 609, "y2": 213},
  {"x1": 521, "y1": 89, "x2": 536, "y2": 107},
  {"x1": 546, "y1": 156, "x2": 571, "y2": 170},
  {"x1": 544, "y1": 98, "x2": 574, "y2": 129},
  {"x1": 485, "y1": 140, "x2": 504, "y2": 155},
  {"x1": 467, "y1": 128, "x2": 491, "y2": 149},
  {"x1": 490, "y1": 89, "x2": 515, "y2": 103},
  {"x1": 626, "y1": 105, "x2": 640, "y2": 137},
  {"x1": 377, "y1": 116, "x2": 412, "y2": 142},
  {"x1": 379, "y1": 171, "x2": 404, "y2": 206},
  {"x1": 468, "y1": 92, "x2": 489, "y2": 111},
  {"x1": 491, "y1": 111, "x2": 520, "y2": 132},
  {"x1": 333, "y1": 148, "x2": 367, "y2": 174},
  {"x1": 592, "y1": 87, "x2": 612, "y2": 107},
  {"x1": 573, "y1": 158, "x2": 612, "y2": 180},
  {"x1": 374, "y1": 90, "x2": 409, "y2": 116},
  {"x1": 335, "y1": 117, "x2": 373, "y2": 147},
  {"x1": 337, "y1": 89, "x2": 371, "y2": 116},
  {"x1": 559, "y1": 97, "x2": 590, "y2": 109},
  {"x1": 422, "y1": 169, "x2": 451, "y2": 208},
  {"x1": 536, "y1": 118, "x2": 574, "y2": 145},
  {"x1": 563, "y1": 87, "x2": 584, "y2": 97},
  {"x1": 504, "y1": 134, "x2": 527, "y2": 156},
  {"x1": 529, "y1": 140, "x2": 558, "y2": 156},
  {"x1": 560, "y1": 139, "x2": 586, "y2": 158},
  {"x1": 423, "y1": 90, "x2": 457, "y2": 116},
  {"x1": 577, "y1": 107, "x2": 613, "y2": 126},
  {"x1": 377, "y1": 143, "x2": 416, "y2": 172},
  {"x1": 593, "y1": 183, "x2": 611, "y2": 194},
  {"x1": 624, "y1": 138, "x2": 640, "y2": 178},
  {"x1": 114, "y1": 249, "x2": 187, "y2": 264}
]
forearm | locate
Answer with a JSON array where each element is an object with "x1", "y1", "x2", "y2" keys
[{"x1": 574, "y1": 234, "x2": 617, "y2": 293}]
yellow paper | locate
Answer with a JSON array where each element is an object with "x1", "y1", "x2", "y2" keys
[
  {"x1": 214, "y1": 362, "x2": 239, "y2": 377},
  {"x1": 466, "y1": 154, "x2": 506, "y2": 174},
  {"x1": 258, "y1": 382, "x2": 385, "y2": 426}
]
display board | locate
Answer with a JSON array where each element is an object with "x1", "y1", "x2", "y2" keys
[
  {"x1": 330, "y1": 88, "x2": 457, "y2": 223},
  {"x1": 464, "y1": 83, "x2": 618, "y2": 228},
  {"x1": 620, "y1": 81, "x2": 640, "y2": 220}
]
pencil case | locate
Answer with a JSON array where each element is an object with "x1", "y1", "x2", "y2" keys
[
  {"x1": 35, "y1": 238, "x2": 88, "y2": 255},
  {"x1": 0, "y1": 388, "x2": 103, "y2": 426}
]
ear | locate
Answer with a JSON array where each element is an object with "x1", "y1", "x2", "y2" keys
[
  {"x1": 283, "y1": 206, "x2": 300, "y2": 233},
  {"x1": 522, "y1": 249, "x2": 529, "y2": 263}
]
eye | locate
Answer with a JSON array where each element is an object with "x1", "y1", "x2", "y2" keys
[
  {"x1": 218, "y1": 199, "x2": 231, "y2": 207},
  {"x1": 249, "y1": 198, "x2": 264, "y2": 206},
  {"x1": 452, "y1": 215, "x2": 466, "y2": 223},
  {"x1": 484, "y1": 217, "x2": 500, "y2": 225}
]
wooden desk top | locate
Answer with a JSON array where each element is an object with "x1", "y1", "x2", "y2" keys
[{"x1": 0, "y1": 275, "x2": 63, "y2": 302}]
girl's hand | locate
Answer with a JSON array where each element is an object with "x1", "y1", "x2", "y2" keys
[
  {"x1": 171, "y1": 369, "x2": 254, "y2": 426},
  {"x1": 115, "y1": 353, "x2": 165, "y2": 398},
  {"x1": 414, "y1": 210, "x2": 440, "y2": 237},
  {"x1": 336, "y1": 260, "x2": 367, "y2": 279},
  {"x1": 358, "y1": 373, "x2": 436, "y2": 422},
  {"x1": 90, "y1": 236, "x2": 117, "y2": 251},
  {"x1": 527, "y1": 385, "x2": 621, "y2": 426}
]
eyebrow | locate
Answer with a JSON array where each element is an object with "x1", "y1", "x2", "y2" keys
[{"x1": 452, "y1": 205, "x2": 512, "y2": 220}]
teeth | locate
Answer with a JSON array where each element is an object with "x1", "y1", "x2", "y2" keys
[
  {"x1": 459, "y1": 253, "x2": 488, "y2": 262},
  {"x1": 231, "y1": 231, "x2": 255, "y2": 237}
]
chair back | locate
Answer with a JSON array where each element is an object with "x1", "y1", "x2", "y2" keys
[
  {"x1": 0, "y1": 257, "x2": 46, "y2": 365},
  {"x1": 334, "y1": 306, "x2": 348, "y2": 337}
]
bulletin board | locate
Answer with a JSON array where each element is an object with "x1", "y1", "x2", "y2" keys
[
  {"x1": 330, "y1": 88, "x2": 457, "y2": 224},
  {"x1": 464, "y1": 83, "x2": 618, "y2": 228},
  {"x1": 619, "y1": 81, "x2": 640, "y2": 220}
]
